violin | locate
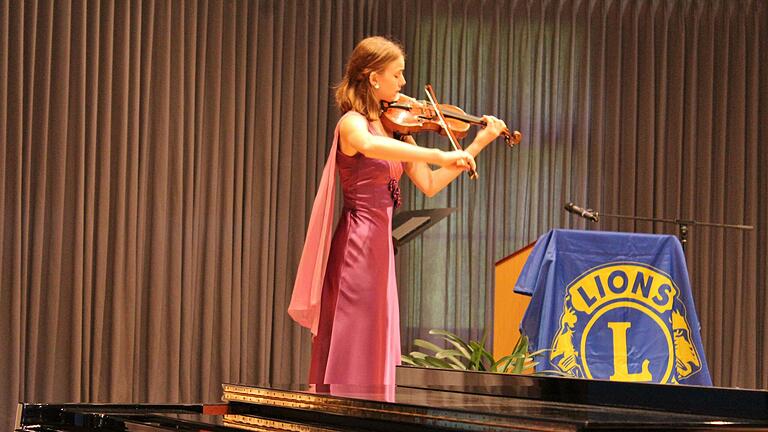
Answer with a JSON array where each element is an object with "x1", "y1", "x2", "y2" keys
[{"x1": 380, "y1": 92, "x2": 523, "y2": 147}]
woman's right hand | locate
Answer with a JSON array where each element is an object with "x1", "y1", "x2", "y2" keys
[{"x1": 438, "y1": 150, "x2": 477, "y2": 172}]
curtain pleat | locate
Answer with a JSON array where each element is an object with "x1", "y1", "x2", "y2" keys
[{"x1": 1, "y1": 1, "x2": 766, "y2": 429}]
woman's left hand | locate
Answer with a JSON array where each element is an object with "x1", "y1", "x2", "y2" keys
[{"x1": 475, "y1": 115, "x2": 507, "y2": 147}]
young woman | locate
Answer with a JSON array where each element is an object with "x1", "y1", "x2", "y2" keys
[{"x1": 289, "y1": 36, "x2": 506, "y2": 386}]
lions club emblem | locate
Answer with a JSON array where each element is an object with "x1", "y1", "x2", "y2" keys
[{"x1": 550, "y1": 262, "x2": 703, "y2": 383}]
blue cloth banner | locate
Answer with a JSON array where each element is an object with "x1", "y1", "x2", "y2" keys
[{"x1": 515, "y1": 229, "x2": 711, "y2": 385}]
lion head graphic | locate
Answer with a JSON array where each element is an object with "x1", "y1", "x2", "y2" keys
[
  {"x1": 550, "y1": 296, "x2": 583, "y2": 377},
  {"x1": 671, "y1": 308, "x2": 701, "y2": 378}
]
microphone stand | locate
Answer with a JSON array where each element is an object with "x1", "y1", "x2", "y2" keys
[{"x1": 597, "y1": 212, "x2": 754, "y2": 254}]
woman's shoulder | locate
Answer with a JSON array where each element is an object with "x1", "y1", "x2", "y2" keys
[
  {"x1": 338, "y1": 110, "x2": 367, "y2": 124},
  {"x1": 337, "y1": 110, "x2": 371, "y2": 133}
]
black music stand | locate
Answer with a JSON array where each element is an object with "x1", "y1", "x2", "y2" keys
[{"x1": 392, "y1": 208, "x2": 456, "y2": 254}]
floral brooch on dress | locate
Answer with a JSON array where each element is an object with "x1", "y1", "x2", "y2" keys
[{"x1": 387, "y1": 178, "x2": 401, "y2": 209}]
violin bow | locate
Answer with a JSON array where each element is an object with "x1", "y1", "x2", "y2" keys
[{"x1": 424, "y1": 84, "x2": 479, "y2": 179}]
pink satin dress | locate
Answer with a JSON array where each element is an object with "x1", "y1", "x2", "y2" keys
[{"x1": 307, "y1": 112, "x2": 404, "y2": 385}]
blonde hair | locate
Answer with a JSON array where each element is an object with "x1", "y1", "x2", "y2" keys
[{"x1": 335, "y1": 36, "x2": 404, "y2": 120}]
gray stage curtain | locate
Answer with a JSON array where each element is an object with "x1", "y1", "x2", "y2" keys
[{"x1": 1, "y1": 0, "x2": 765, "y2": 429}]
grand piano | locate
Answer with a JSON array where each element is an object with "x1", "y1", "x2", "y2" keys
[{"x1": 17, "y1": 365, "x2": 768, "y2": 431}]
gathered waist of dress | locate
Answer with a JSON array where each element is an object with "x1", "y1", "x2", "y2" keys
[{"x1": 342, "y1": 183, "x2": 399, "y2": 210}]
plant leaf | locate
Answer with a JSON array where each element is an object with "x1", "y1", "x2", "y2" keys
[
  {"x1": 480, "y1": 346, "x2": 495, "y2": 365},
  {"x1": 424, "y1": 356, "x2": 453, "y2": 369},
  {"x1": 480, "y1": 329, "x2": 489, "y2": 349},
  {"x1": 411, "y1": 357, "x2": 432, "y2": 368},
  {"x1": 493, "y1": 353, "x2": 522, "y2": 373},
  {"x1": 409, "y1": 351, "x2": 427, "y2": 359},
  {"x1": 429, "y1": 330, "x2": 472, "y2": 358},
  {"x1": 435, "y1": 349, "x2": 463, "y2": 359},
  {"x1": 435, "y1": 350, "x2": 467, "y2": 369},
  {"x1": 469, "y1": 341, "x2": 484, "y2": 370},
  {"x1": 511, "y1": 334, "x2": 529, "y2": 357},
  {"x1": 414, "y1": 339, "x2": 445, "y2": 354},
  {"x1": 511, "y1": 356, "x2": 526, "y2": 374}
]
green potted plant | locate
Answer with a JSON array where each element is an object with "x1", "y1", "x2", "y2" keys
[{"x1": 401, "y1": 329, "x2": 547, "y2": 374}]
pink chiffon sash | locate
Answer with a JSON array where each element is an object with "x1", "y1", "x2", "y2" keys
[{"x1": 288, "y1": 112, "x2": 355, "y2": 335}]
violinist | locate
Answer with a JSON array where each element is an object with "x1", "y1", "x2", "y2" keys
[{"x1": 288, "y1": 36, "x2": 507, "y2": 386}]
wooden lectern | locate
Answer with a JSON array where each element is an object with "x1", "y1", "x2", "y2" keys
[{"x1": 492, "y1": 241, "x2": 536, "y2": 360}]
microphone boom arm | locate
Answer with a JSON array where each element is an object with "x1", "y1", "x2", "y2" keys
[{"x1": 564, "y1": 201, "x2": 754, "y2": 254}]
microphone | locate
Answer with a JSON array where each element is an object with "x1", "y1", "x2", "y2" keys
[{"x1": 564, "y1": 202, "x2": 599, "y2": 222}]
